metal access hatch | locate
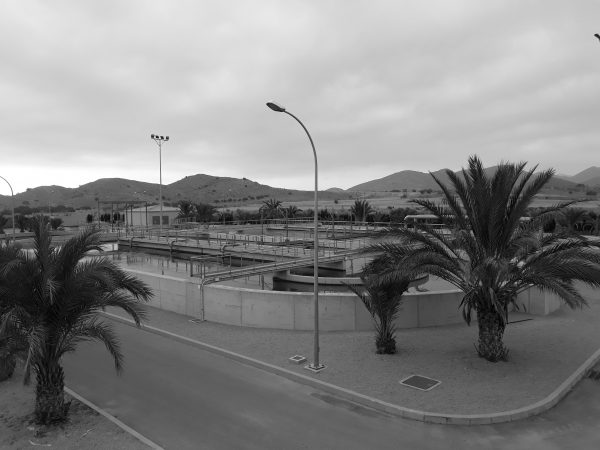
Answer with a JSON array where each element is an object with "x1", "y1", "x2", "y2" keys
[{"x1": 399, "y1": 375, "x2": 441, "y2": 391}]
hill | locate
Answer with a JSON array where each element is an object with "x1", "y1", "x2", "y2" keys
[
  {"x1": 348, "y1": 170, "x2": 446, "y2": 192},
  {"x1": 0, "y1": 175, "x2": 353, "y2": 212},
  {"x1": 574, "y1": 176, "x2": 600, "y2": 187},
  {"x1": 568, "y1": 167, "x2": 600, "y2": 184},
  {"x1": 0, "y1": 165, "x2": 592, "y2": 214},
  {"x1": 556, "y1": 167, "x2": 600, "y2": 187},
  {"x1": 348, "y1": 167, "x2": 578, "y2": 193}
]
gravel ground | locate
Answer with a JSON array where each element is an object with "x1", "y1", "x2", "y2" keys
[{"x1": 108, "y1": 282, "x2": 600, "y2": 416}]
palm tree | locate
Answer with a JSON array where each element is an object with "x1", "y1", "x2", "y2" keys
[
  {"x1": 558, "y1": 207, "x2": 587, "y2": 234},
  {"x1": 0, "y1": 242, "x2": 22, "y2": 381},
  {"x1": 15, "y1": 214, "x2": 28, "y2": 233},
  {"x1": 347, "y1": 257, "x2": 409, "y2": 354},
  {"x1": 177, "y1": 200, "x2": 195, "y2": 221},
  {"x1": 283, "y1": 205, "x2": 302, "y2": 218},
  {"x1": 260, "y1": 199, "x2": 283, "y2": 220},
  {"x1": 0, "y1": 215, "x2": 7, "y2": 235},
  {"x1": 0, "y1": 216, "x2": 153, "y2": 423},
  {"x1": 194, "y1": 202, "x2": 216, "y2": 222},
  {"x1": 350, "y1": 199, "x2": 373, "y2": 223},
  {"x1": 373, "y1": 156, "x2": 600, "y2": 362}
]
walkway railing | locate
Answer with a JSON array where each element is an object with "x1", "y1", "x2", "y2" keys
[{"x1": 191, "y1": 248, "x2": 368, "y2": 285}]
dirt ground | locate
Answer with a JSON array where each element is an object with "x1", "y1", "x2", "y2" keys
[{"x1": 0, "y1": 365, "x2": 149, "y2": 450}]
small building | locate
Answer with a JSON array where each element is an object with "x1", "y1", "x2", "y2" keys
[{"x1": 125, "y1": 205, "x2": 180, "y2": 228}]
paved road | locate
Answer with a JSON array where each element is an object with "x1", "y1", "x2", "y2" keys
[{"x1": 63, "y1": 321, "x2": 600, "y2": 450}]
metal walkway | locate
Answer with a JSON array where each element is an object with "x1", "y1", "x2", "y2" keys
[{"x1": 191, "y1": 248, "x2": 369, "y2": 285}]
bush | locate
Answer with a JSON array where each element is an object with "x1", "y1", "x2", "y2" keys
[{"x1": 50, "y1": 218, "x2": 63, "y2": 230}]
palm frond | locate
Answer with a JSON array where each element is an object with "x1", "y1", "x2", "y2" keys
[
  {"x1": 57, "y1": 318, "x2": 124, "y2": 373},
  {"x1": 56, "y1": 227, "x2": 103, "y2": 278}
]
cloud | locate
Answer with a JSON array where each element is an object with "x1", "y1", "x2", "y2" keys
[{"x1": 1, "y1": 0, "x2": 600, "y2": 196}]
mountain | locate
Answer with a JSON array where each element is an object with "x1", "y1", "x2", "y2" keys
[
  {"x1": 575, "y1": 176, "x2": 600, "y2": 187},
  {"x1": 348, "y1": 167, "x2": 578, "y2": 192},
  {"x1": 0, "y1": 175, "x2": 353, "y2": 212},
  {"x1": 348, "y1": 170, "x2": 450, "y2": 192},
  {"x1": 165, "y1": 174, "x2": 348, "y2": 205},
  {"x1": 560, "y1": 167, "x2": 600, "y2": 185},
  {"x1": 0, "y1": 165, "x2": 591, "y2": 213}
]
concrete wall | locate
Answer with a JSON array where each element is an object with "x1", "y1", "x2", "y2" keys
[
  {"x1": 126, "y1": 269, "x2": 202, "y2": 317},
  {"x1": 124, "y1": 269, "x2": 563, "y2": 331},
  {"x1": 202, "y1": 286, "x2": 466, "y2": 331},
  {"x1": 516, "y1": 287, "x2": 562, "y2": 315},
  {"x1": 202, "y1": 285, "x2": 363, "y2": 331}
]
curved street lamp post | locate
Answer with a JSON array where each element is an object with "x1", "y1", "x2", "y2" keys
[
  {"x1": 151, "y1": 134, "x2": 169, "y2": 238},
  {"x1": 266, "y1": 102, "x2": 325, "y2": 372},
  {"x1": 0, "y1": 175, "x2": 15, "y2": 243}
]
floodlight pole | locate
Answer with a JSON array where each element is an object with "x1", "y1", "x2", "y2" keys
[
  {"x1": 266, "y1": 102, "x2": 325, "y2": 372},
  {"x1": 0, "y1": 175, "x2": 15, "y2": 243},
  {"x1": 151, "y1": 134, "x2": 169, "y2": 238}
]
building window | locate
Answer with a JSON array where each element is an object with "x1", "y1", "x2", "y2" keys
[
  {"x1": 152, "y1": 216, "x2": 160, "y2": 225},
  {"x1": 162, "y1": 216, "x2": 169, "y2": 225}
]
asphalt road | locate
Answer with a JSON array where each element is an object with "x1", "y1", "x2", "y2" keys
[{"x1": 63, "y1": 321, "x2": 600, "y2": 450}]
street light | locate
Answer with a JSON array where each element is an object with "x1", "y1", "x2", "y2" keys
[
  {"x1": 0, "y1": 175, "x2": 15, "y2": 243},
  {"x1": 150, "y1": 134, "x2": 169, "y2": 238},
  {"x1": 266, "y1": 101, "x2": 325, "y2": 372}
]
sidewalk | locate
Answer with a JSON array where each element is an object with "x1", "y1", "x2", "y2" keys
[{"x1": 107, "y1": 282, "x2": 600, "y2": 424}]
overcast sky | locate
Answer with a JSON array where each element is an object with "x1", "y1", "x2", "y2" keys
[{"x1": 1, "y1": 0, "x2": 599, "y2": 195}]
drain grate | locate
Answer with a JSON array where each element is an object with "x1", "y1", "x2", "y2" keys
[
  {"x1": 188, "y1": 318, "x2": 203, "y2": 324},
  {"x1": 399, "y1": 375, "x2": 441, "y2": 391},
  {"x1": 588, "y1": 369, "x2": 600, "y2": 380}
]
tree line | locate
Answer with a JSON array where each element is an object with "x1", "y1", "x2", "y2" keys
[{"x1": 174, "y1": 198, "x2": 421, "y2": 225}]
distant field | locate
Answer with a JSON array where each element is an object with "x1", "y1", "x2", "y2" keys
[{"x1": 227, "y1": 192, "x2": 600, "y2": 213}]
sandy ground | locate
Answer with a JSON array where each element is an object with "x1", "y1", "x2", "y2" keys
[{"x1": 0, "y1": 365, "x2": 149, "y2": 450}]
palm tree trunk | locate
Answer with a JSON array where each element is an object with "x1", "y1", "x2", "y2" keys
[
  {"x1": 476, "y1": 309, "x2": 508, "y2": 362},
  {"x1": 34, "y1": 361, "x2": 70, "y2": 424}
]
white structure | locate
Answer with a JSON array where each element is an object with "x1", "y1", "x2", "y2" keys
[{"x1": 125, "y1": 205, "x2": 179, "y2": 227}]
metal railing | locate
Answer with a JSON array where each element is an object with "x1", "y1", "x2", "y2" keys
[{"x1": 191, "y1": 248, "x2": 367, "y2": 285}]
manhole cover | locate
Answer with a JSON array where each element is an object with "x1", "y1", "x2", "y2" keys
[{"x1": 399, "y1": 375, "x2": 441, "y2": 391}]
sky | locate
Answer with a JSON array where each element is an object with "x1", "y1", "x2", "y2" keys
[{"x1": 1, "y1": 0, "x2": 600, "y2": 196}]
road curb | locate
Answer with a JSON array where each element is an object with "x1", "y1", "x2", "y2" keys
[
  {"x1": 103, "y1": 312, "x2": 600, "y2": 425},
  {"x1": 65, "y1": 386, "x2": 165, "y2": 450}
]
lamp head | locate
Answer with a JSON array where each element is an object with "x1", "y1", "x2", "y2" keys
[
  {"x1": 266, "y1": 102, "x2": 286, "y2": 112},
  {"x1": 151, "y1": 134, "x2": 155, "y2": 139}
]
